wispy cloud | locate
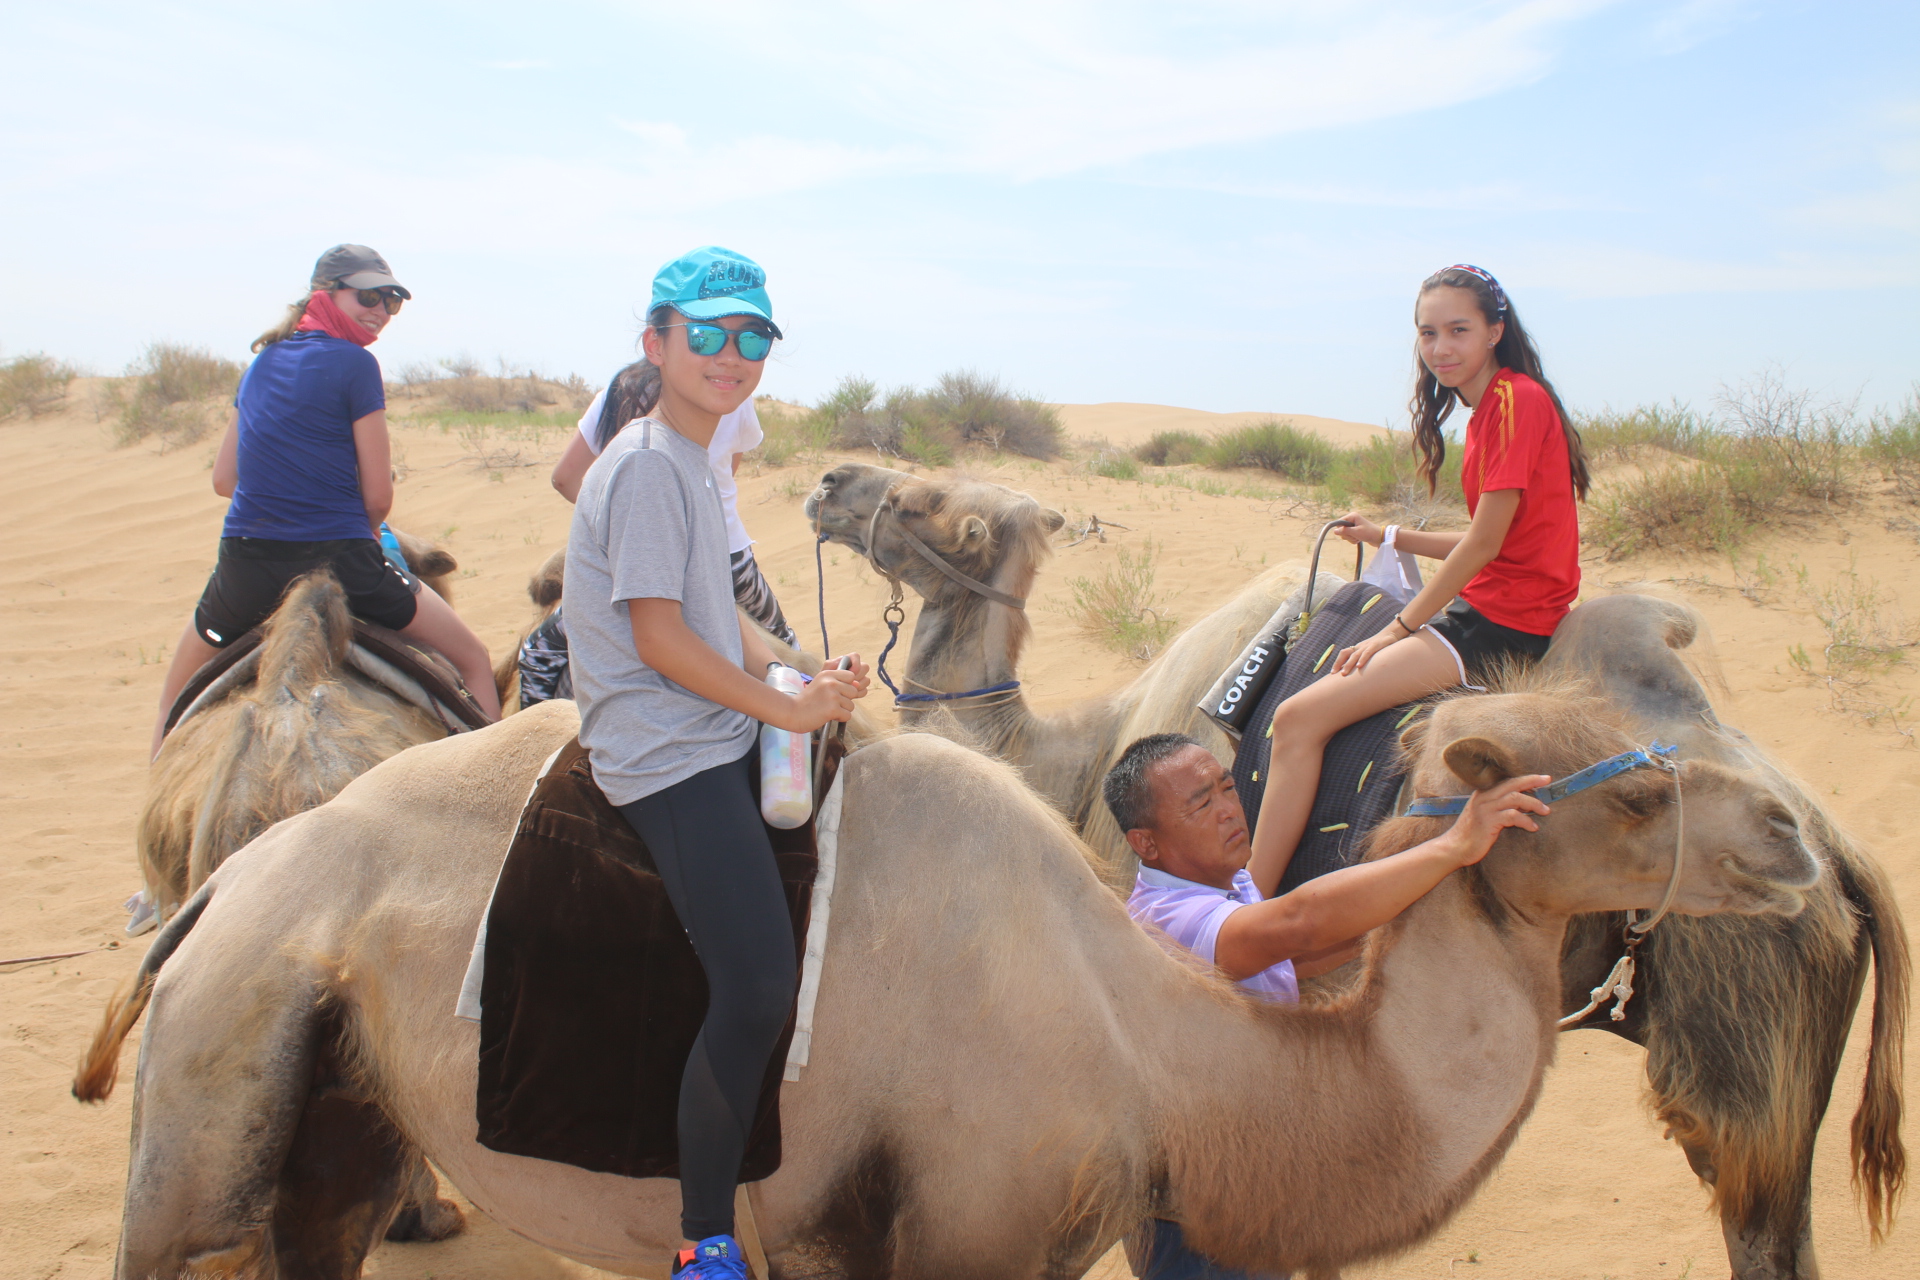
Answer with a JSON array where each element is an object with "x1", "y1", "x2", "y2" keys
[{"x1": 1645, "y1": 0, "x2": 1748, "y2": 56}]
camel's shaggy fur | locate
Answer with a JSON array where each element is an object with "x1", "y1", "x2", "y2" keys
[
  {"x1": 138, "y1": 572, "x2": 446, "y2": 913},
  {"x1": 78, "y1": 687, "x2": 1819, "y2": 1279}
]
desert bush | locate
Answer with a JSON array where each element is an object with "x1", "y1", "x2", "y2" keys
[
  {"x1": 0, "y1": 352, "x2": 79, "y2": 420},
  {"x1": 1077, "y1": 439, "x2": 1140, "y2": 481},
  {"x1": 1865, "y1": 387, "x2": 1920, "y2": 501},
  {"x1": 1574, "y1": 402, "x2": 1710, "y2": 461},
  {"x1": 1205, "y1": 419, "x2": 1337, "y2": 483},
  {"x1": 1717, "y1": 370, "x2": 1859, "y2": 507},
  {"x1": 1133, "y1": 430, "x2": 1208, "y2": 466},
  {"x1": 1066, "y1": 539, "x2": 1178, "y2": 660},
  {"x1": 112, "y1": 342, "x2": 244, "y2": 448},
  {"x1": 1585, "y1": 462, "x2": 1744, "y2": 558},
  {"x1": 816, "y1": 370, "x2": 1059, "y2": 462},
  {"x1": 749, "y1": 398, "x2": 832, "y2": 467}
]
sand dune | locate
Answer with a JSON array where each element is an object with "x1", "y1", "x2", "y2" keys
[{"x1": 1, "y1": 385, "x2": 1914, "y2": 1278}]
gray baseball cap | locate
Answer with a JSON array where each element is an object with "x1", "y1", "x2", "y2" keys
[{"x1": 310, "y1": 244, "x2": 412, "y2": 298}]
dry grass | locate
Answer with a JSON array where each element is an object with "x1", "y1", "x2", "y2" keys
[
  {"x1": 109, "y1": 343, "x2": 244, "y2": 449},
  {"x1": 1865, "y1": 386, "x2": 1920, "y2": 502},
  {"x1": 1065, "y1": 538, "x2": 1178, "y2": 660},
  {"x1": 1785, "y1": 558, "x2": 1916, "y2": 736},
  {"x1": 0, "y1": 352, "x2": 80, "y2": 420}
]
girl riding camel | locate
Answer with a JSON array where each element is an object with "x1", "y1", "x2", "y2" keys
[
  {"x1": 147, "y1": 244, "x2": 501, "y2": 763},
  {"x1": 1248, "y1": 264, "x2": 1590, "y2": 896},
  {"x1": 565, "y1": 245, "x2": 868, "y2": 1280}
]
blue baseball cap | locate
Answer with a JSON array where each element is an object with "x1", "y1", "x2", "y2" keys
[{"x1": 650, "y1": 246, "x2": 782, "y2": 338}]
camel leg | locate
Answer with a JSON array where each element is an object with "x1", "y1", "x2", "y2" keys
[
  {"x1": 383, "y1": 1151, "x2": 467, "y2": 1243},
  {"x1": 116, "y1": 951, "x2": 328, "y2": 1278}
]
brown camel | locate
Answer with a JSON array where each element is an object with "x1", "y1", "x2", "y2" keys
[
  {"x1": 809, "y1": 464, "x2": 1909, "y2": 1279},
  {"x1": 76, "y1": 674, "x2": 1818, "y2": 1279},
  {"x1": 805, "y1": 462, "x2": 1312, "y2": 880}
]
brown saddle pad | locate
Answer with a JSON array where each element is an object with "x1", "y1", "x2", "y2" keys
[
  {"x1": 162, "y1": 619, "x2": 494, "y2": 737},
  {"x1": 474, "y1": 735, "x2": 836, "y2": 1181}
]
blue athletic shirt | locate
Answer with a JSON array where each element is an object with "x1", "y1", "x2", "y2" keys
[{"x1": 222, "y1": 331, "x2": 385, "y2": 541}]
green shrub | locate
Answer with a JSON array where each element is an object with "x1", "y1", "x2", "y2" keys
[
  {"x1": 1089, "y1": 452, "x2": 1140, "y2": 481},
  {"x1": 1066, "y1": 539, "x2": 1178, "y2": 660},
  {"x1": 1132, "y1": 429, "x2": 1208, "y2": 466},
  {"x1": 1573, "y1": 402, "x2": 1710, "y2": 461},
  {"x1": 1586, "y1": 463, "x2": 1746, "y2": 558},
  {"x1": 817, "y1": 369, "x2": 1060, "y2": 461},
  {"x1": 1718, "y1": 372, "x2": 1858, "y2": 507},
  {"x1": 0, "y1": 352, "x2": 79, "y2": 420},
  {"x1": 1205, "y1": 419, "x2": 1338, "y2": 482},
  {"x1": 111, "y1": 343, "x2": 244, "y2": 448},
  {"x1": 750, "y1": 398, "x2": 832, "y2": 467},
  {"x1": 1865, "y1": 387, "x2": 1920, "y2": 500}
]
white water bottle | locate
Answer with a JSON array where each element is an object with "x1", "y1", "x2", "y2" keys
[{"x1": 760, "y1": 665, "x2": 813, "y2": 829}]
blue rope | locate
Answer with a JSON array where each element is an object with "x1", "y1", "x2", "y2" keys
[
  {"x1": 1405, "y1": 742, "x2": 1679, "y2": 817},
  {"x1": 896, "y1": 680, "x2": 1022, "y2": 705}
]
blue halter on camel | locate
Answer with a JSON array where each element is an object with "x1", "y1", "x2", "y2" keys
[{"x1": 813, "y1": 489, "x2": 1025, "y2": 707}]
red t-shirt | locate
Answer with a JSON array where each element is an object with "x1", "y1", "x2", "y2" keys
[{"x1": 1458, "y1": 369, "x2": 1580, "y2": 636}]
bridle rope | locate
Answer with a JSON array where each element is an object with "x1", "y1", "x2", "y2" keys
[
  {"x1": 1405, "y1": 741, "x2": 1686, "y2": 1027},
  {"x1": 853, "y1": 491, "x2": 1028, "y2": 706}
]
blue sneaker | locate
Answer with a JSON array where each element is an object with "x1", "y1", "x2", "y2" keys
[{"x1": 674, "y1": 1234, "x2": 749, "y2": 1280}]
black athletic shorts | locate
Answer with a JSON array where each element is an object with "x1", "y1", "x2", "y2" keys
[
  {"x1": 1424, "y1": 599, "x2": 1553, "y2": 688},
  {"x1": 191, "y1": 537, "x2": 420, "y2": 648}
]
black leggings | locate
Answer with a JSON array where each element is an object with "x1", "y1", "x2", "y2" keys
[{"x1": 617, "y1": 747, "x2": 796, "y2": 1242}]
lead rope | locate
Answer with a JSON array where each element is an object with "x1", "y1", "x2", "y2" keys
[
  {"x1": 1556, "y1": 754, "x2": 1686, "y2": 1028},
  {"x1": 814, "y1": 533, "x2": 831, "y2": 656}
]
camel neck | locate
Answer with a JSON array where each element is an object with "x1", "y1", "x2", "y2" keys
[{"x1": 1147, "y1": 871, "x2": 1566, "y2": 1268}]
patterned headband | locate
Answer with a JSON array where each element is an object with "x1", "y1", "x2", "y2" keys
[{"x1": 1443, "y1": 263, "x2": 1508, "y2": 314}]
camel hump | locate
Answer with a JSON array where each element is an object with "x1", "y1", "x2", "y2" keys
[
  {"x1": 528, "y1": 548, "x2": 565, "y2": 611},
  {"x1": 255, "y1": 570, "x2": 354, "y2": 701},
  {"x1": 1545, "y1": 594, "x2": 1711, "y2": 721}
]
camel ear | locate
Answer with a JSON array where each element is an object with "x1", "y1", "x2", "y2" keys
[
  {"x1": 1442, "y1": 736, "x2": 1525, "y2": 791},
  {"x1": 960, "y1": 515, "x2": 991, "y2": 546},
  {"x1": 1040, "y1": 507, "x2": 1066, "y2": 533}
]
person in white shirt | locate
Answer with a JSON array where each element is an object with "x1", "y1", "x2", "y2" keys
[{"x1": 1102, "y1": 732, "x2": 1548, "y2": 1280}]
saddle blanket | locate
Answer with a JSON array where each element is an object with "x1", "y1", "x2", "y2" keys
[
  {"x1": 458, "y1": 735, "x2": 844, "y2": 1182},
  {"x1": 1232, "y1": 580, "x2": 1428, "y2": 893}
]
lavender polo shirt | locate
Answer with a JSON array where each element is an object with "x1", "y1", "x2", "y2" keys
[{"x1": 1127, "y1": 865, "x2": 1300, "y2": 1004}]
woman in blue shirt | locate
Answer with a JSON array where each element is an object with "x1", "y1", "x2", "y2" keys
[{"x1": 148, "y1": 244, "x2": 501, "y2": 759}]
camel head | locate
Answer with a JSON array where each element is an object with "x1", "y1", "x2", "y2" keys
[
  {"x1": 805, "y1": 463, "x2": 1066, "y2": 611},
  {"x1": 389, "y1": 528, "x2": 459, "y2": 604},
  {"x1": 1387, "y1": 677, "x2": 1821, "y2": 926}
]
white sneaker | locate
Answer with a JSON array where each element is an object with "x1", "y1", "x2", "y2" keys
[{"x1": 124, "y1": 890, "x2": 158, "y2": 937}]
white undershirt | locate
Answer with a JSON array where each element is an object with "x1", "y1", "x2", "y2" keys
[{"x1": 578, "y1": 387, "x2": 763, "y2": 555}]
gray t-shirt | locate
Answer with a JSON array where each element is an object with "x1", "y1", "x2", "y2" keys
[{"x1": 568, "y1": 417, "x2": 757, "y2": 805}]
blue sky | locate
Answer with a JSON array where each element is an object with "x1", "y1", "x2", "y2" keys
[{"x1": 4, "y1": 1, "x2": 1915, "y2": 426}]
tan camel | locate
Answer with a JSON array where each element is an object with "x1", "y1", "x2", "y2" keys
[
  {"x1": 805, "y1": 463, "x2": 1308, "y2": 881},
  {"x1": 810, "y1": 465, "x2": 1909, "y2": 1279},
  {"x1": 139, "y1": 533, "x2": 466, "y2": 916},
  {"x1": 77, "y1": 676, "x2": 1818, "y2": 1279},
  {"x1": 133, "y1": 530, "x2": 473, "y2": 1244}
]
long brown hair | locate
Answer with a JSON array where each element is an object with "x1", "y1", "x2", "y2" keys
[
  {"x1": 251, "y1": 294, "x2": 314, "y2": 353},
  {"x1": 1408, "y1": 266, "x2": 1590, "y2": 500}
]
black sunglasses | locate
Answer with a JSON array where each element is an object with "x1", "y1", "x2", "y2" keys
[
  {"x1": 657, "y1": 322, "x2": 774, "y2": 362},
  {"x1": 342, "y1": 286, "x2": 405, "y2": 315}
]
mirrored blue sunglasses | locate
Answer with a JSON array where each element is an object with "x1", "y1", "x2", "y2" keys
[{"x1": 661, "y1": 322, "x2": 774, "y2": 362}]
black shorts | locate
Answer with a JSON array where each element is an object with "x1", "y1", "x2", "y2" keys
[
  {"x1": 192, "y1": 537, "x2": 421, "y2": 648},
  {"x1": 1424, "y1": 599, "x2": 1552, "y2": 688}
]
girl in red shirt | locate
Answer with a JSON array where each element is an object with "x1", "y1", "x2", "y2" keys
[{"x1": 1247, "y1": 264, "x2": 1591, "y2": 893}]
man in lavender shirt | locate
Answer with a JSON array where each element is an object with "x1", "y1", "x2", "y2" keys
[{"x1": 1103, "y1": 732, "x2": 1549, "y2": 1280}]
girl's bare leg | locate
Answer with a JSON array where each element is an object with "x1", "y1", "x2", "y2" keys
[
  {"x1": 1247, "y1": 631, "x2": 1459, "y2": 894},
  {"x1": 398, "y1": 584, "x2": 503, "y2": 719},
  {"x1": 150, "y1": 622, "x2": 223, "y2": 761}
]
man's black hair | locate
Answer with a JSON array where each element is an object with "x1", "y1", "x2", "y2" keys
[{"x1": 1102, "y1": 732, "x2": 1205, "y2": 834}]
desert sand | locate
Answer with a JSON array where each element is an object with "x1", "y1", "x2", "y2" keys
[{"x1": 2, "y1": 381, "x2": 1914, "y2": 1279}]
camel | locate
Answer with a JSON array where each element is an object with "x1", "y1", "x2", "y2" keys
[
  {"x1": 807, "y1": 464, "x2": 1910, "y2": 1278},
  {"x1": 139, "y1": 529, "x2": 461, "y2": 916},
  {"x1": 805, "y1": 463, "x2": 1302, "y2": 880},
  {"x1": 130, "y1": 530, "x2": 475, "y2": 1245},
  {"x1": 76, "y1": 672, "x2": 1819, "y2": 1279}
]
